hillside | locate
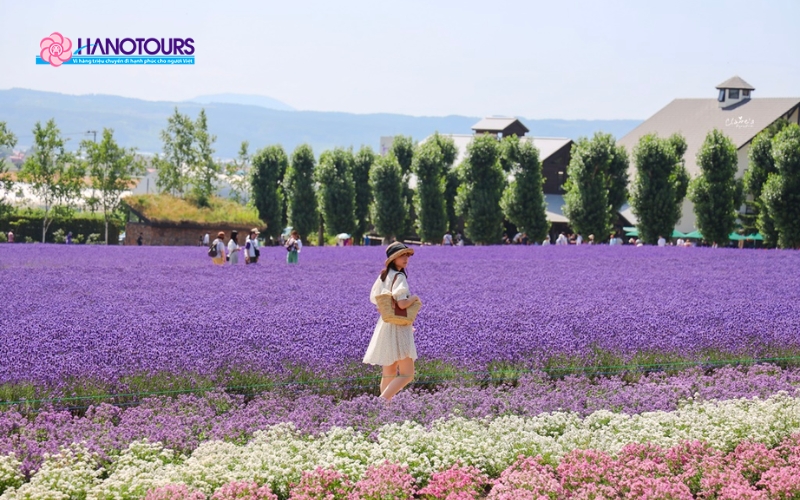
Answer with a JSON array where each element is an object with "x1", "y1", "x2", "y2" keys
[{"x1": 0, "y1": 88, "x2": 641, "y2": 158}]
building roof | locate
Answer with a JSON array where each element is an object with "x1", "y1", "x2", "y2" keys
[
  {"x1": 716, "y1": 76, "x2": 755, "y2": 90},
  {"x1": 471, "y1": 117, "x2": 530, "y2": 134},
  {"x1": 617, "y1": 97, "x2": 800, "y2": 177},
  {"x1": 432, "y1": 134, "x2": 572, "y2": 167}
]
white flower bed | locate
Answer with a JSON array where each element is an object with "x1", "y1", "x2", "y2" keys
[{"x1": 1, "y1": 393, "x2": 799, "y2": 499}]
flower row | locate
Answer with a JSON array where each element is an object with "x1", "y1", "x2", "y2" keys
[
  {"x1": 3, "y1": 364, "x2": 799, "y2": 476},
  {"x1": 141, "y1": 441, "x2": 800, "y2": 500},
  {"x1": 2, "y1": 245, "x2": 799, "y2": 395},
  {"x1": 2, "y1": 393, "x2": 800, "y2": 498}
]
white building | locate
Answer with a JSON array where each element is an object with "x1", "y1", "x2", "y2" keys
[{"x1": 617, "y1": 77, "x2": 800, "y2": 232}]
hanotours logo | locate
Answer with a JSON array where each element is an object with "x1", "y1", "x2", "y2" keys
[{"x1": 37, "y1": 33, "x2": 195, "y2": 66}]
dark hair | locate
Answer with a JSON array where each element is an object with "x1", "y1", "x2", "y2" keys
[
  {"x1": 379, "y1": 260, "x2": 407, "y2": 281},
  {"x1": 231, "y1": 231, "x2": 238, "y2": 244}
]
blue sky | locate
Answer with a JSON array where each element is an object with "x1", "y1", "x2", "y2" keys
[{"x1": 0, "y1": 0, "x2": 798, "y2": 119}]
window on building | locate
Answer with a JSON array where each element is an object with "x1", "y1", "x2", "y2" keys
[
  {"x1": 729, "y1": 89, "x2": 740, "y2": 99},
  {"x1": 718, "y1": 89, "x2": 726, "y2": 102},
  {"x1": 743, "y1": 89, "x2": 751, "y2": 97}
]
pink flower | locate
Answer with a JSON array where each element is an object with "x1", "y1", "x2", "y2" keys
[{"x1": 40, "y1": 32, "x2": 73, "y2": 67}]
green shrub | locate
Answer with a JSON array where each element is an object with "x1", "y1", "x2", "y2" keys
[
  {"x1": 0, "y1": 232, "x2": 6, "y2": 243},
  {"x1": 2, "y1": 211, "x2": 121, "y2": 244}
]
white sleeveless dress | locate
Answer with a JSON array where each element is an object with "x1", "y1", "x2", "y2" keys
[{"x1": 363, "y1": 270, "x2": 418, "y2": 366}]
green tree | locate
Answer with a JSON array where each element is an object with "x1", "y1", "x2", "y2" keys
[
  {"x1": 688, "y1": 129, "x2": 739, "y2": 246},
  {"x1": 413, "y1": 133, "x2": 455, "y2": 242},
  {"x1": 444, "y1": 167, "x2": 461, "y2": 233},
  {"x1": 251, "y1": 145, "x2": 288, "y2": 240},
  {"x1": 370, "y1": 153, "x2": 406, "y2": 243},
  {"x1": 285, "y1": 144, "x2": 318, "y2": 244},
  {"x1": 353, "y1": 146, "x2": 376, "y2": 244},
  {"x1": 0, "y1": 122, "x2": 17, "y2": 219},
  {"x1": 761, "y1": 124, "x2": 800, "y2": 249},
  {"x1": 226, "y1": 142, "x2": 251, "y2": 205},
  {"x1": 744, "y1": 119, "x2": 789, "y2": 246},
  {"x1": 189, "y1": 109, "x2": 219, "y2": 207},
  {"x1": 391, "y1": 136, "x2": 416, "y2": 239},
  {"x1": 19, "y1": 119, "x2": 85, "y2": 242},
  {"x1": 630, "y1": 133, "x2": 689, "y2": 244},
  {"x1": 80, "y1": 128, "x2": 144, "y2": 244},
  {"x1": 456, "y1": 134, "x2": 506, "y2": 244},
  {"x1": 156, "y1": 108, "x2": 195, "y2": 197},
  {"x1": 562, "y1": 133, "x2": 629, "y2": 241},
  {"x1": 316, "y1": 147, "x2": 356, "y2": 238},
  {"x1": 500, "y1": 136, "x2": 549, "y2": 242}
]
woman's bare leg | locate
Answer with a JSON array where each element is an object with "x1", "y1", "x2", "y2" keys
[
  {"x1": 380, "y1": 357, "x2": 415, "y2": 402},
  {"x1": 381, "y1": 362, "x2": 398, "y2": 394}
]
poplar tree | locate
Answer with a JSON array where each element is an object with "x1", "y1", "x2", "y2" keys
[
  {"x1": 353, "y1": 146, "x2": 376, "y2": 244},
  {"x1": 285, "y1": 144, "x2": 318, "y2": 244},
  {"x1": 744, "y1": 119, "x2": 789, "y2": 246},
  {"x1": 562, "y1": 133, "x2": 629, "y2": 241},
  {"x1": 370, "y1": 154, "x2": 406, "y2": 243},
  {"x1": 315, "y1": 147, "x2": 356, "y2": 237},
  {"x1": 390, "y1": 136, "x2": 416, "y2": 239},
  {"x1": 455, "y1": 134, "x2": 505, "y2": 244},
  {"x1": 413, "y1": 133, "x2": 455, "y2": 242},
  {"x1": 630, "y1": 133, "x2": 690, "y2": 244},
  {"x1": 156, "y1": 108, "x2": 194, "y2": 197},
  {"x1": 500, "y1": 136, "x2": 549, "y2": 242},
  {"x1": 761, "y1": 124, "x2": 800, "y2": 249},
  {"x1": 190, "y1": 109, "x2": 219, "y2": 207},
  {"x1": 689, "y1": 129, "x2": 739, "y2": 246},
  {"x1": 251, "y1": 145, "x2": 288, "y2": 240}
]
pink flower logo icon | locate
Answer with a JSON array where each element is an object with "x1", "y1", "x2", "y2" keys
[{"x1": 40, "y1": 32, "x2": 73, "y2": 67}]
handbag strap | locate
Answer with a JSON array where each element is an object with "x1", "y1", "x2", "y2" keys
[{"x1": 388, "y1": 272, "x2": 404, "y2": 302}]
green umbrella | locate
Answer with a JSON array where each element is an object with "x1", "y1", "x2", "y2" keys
[
  {"x1": 746, "y1": 233, "x2": 764, "y2": 241},
  {"x1": 622, "y1": 226, "x2": 637, "y2": 233},
  {"x1": 684, "y1": 230, "x2": 703, "y2": 239},
  {"x1": 672, "y1": 230, "x2": 686, "y2": 238},
  {"x1": 625, "y1": 229, "x2": 638, "y2": 237},
  {"x1": 728, "y1": 232, "x2": 746, "y2": 241}
]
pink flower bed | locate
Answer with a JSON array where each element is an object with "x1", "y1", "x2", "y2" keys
[{"x1": 140, "y1": 435, "x2": 800, "y2": 498}]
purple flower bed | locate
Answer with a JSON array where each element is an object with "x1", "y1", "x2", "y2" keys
[
  {"x1": 0, "y1": 244, "x2": 798, "y2": 395},
  {"x1": 1, "y1": 364, "x2": 799, "y2": 476}
]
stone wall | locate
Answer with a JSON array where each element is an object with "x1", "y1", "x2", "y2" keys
[{"x1": 125, "y1": 222, "x2": 259, "y2": 246}]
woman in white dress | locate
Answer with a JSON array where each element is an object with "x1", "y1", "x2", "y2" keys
[
  {"x1": 364, "y1": 242, "x2": 421, "y2": 403},
  {"x1": 227, "y1": 230, "x2": 241, "y2": 264}
]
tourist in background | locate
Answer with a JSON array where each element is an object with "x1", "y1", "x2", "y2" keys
[
  {"x1": 442, "y1": 231, "x2": 453, "y2": 246},
  {"x1": 210, "y1": 231, "x2": 226, "y2": 265},
  {"x1": 245, "y1": 228, "x2": 260, "y2": 264},
  {"x1": 657, "y1": 235, "x2": 667, "y2": 247},
  {"x1": 285, "y1": 229, "x2": 301, "y2": 264},
  {"x1": 6, "y1": 231, "x2": 13, "y2": 243},
  {"x1": 228, "y1": 230, "x2": 241, "y2": 265},
  {"x1": 66, "y1": 232, "x2": 73, "y2": 245},
  {"x1": 137, "y1": 233, "x2": 143, "y2": 246}
]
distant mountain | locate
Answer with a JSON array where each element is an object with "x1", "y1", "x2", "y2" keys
[
  {"x1": 187, "y1": 93, "x2": 295, "y2": 111},
  {"x1": 0, "y1": 88, "x2": 641, "y2": 158}
]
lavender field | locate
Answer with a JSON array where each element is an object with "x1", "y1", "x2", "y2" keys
[{"x1": 0, "y1": 244, "x2": 799, "y2": 398}]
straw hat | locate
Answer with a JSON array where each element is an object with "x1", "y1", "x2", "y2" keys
[
  {"x1": 217, "y1": 231, "x2": 225, "y2": 238},
  {"x1": 385, "y1": 242, "x2": 414, "y2": 267},
  {"x1": 251, "y1": 228, "x2": 260, "y2": 235}
]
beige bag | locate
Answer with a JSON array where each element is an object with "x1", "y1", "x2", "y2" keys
[{"x1": 375, "y1": 273, "x2": 421, "y2": 326}]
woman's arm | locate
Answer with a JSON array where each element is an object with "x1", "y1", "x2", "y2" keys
[{"x1": 395, "y1": 295, "x2": 420, "y2": 309}]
